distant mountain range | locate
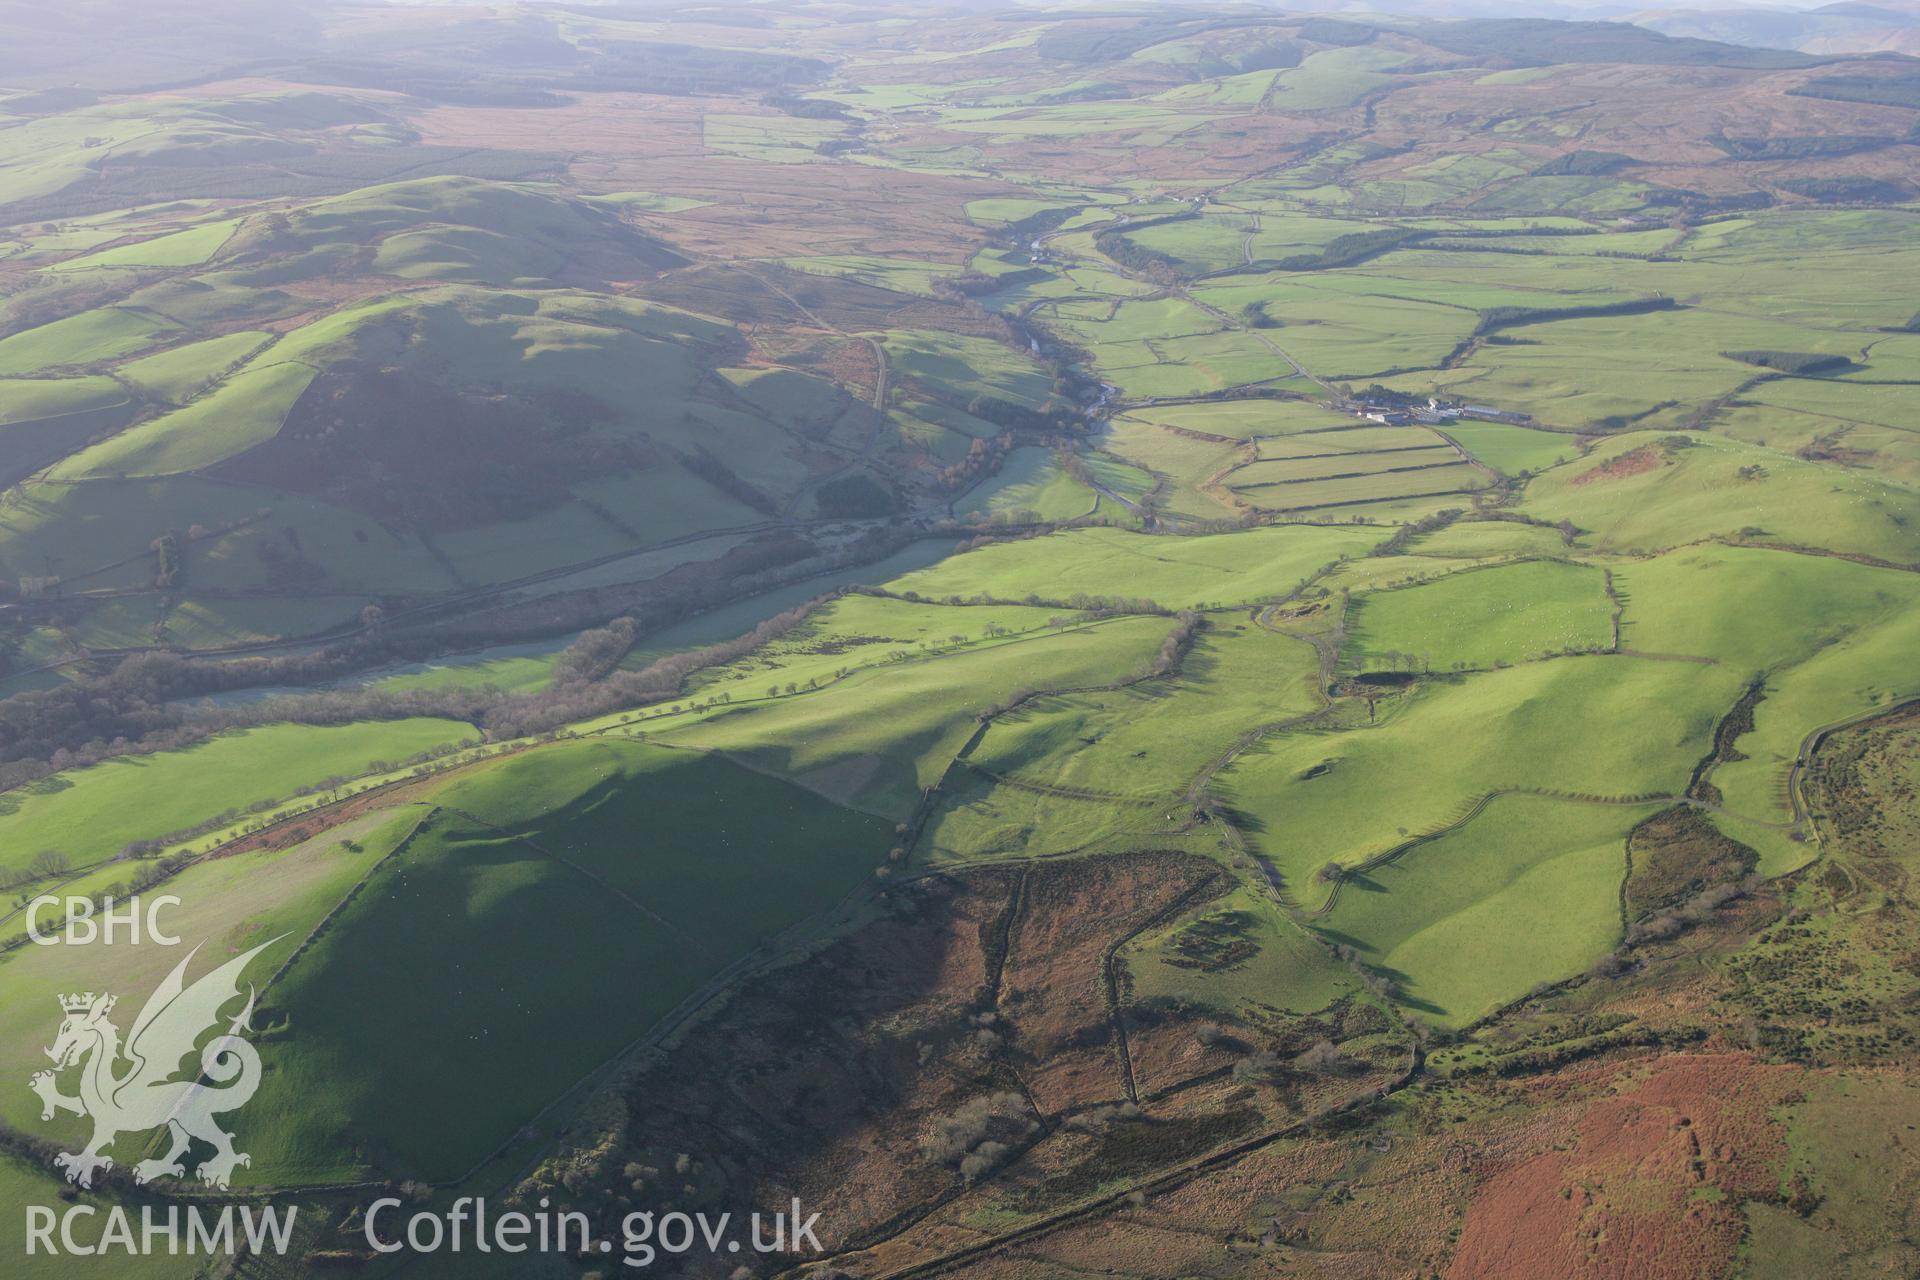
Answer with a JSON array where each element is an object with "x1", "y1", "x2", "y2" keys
[
  {"x1": 1269, "y1": 0, "x2": 1920, "y2": 56},
  {"x1": 1633, "y1": 1, "x2": 1920, "y2": 55}
]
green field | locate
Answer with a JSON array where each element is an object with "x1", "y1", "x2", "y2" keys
[
  {"x1": 0, "y1": 306, "x2": 179, "y2": 375},
  {"x1": 117, "y1": 330, "x2": 273, "y2": 403},
  {"x1": 1237, "y1": 460, "x2": 1489, "y2": 511},
  {"x1": 1341, "y1": 559, "x2": 1615, "y2": 672},
  {"x1": 620, "y1": 540, "x2": 960, "y2": 667},
  {"x1": 1102, "y1": 417, "x2": 1244, "y2": 519},
  {"x1": 1406, "y1": 519, "x2": 1571, "y2": 558},
  {"x1": 1319, "y1": 552, "x2": 1488, "y2": 595},
  {"x1": 684, "y1": 592, "x2": 1115, "y2": 706},
  {"x1": 1218, "y1": 654, "x2": 1747, "y2": 895},
  {"x1": 51, "y1": 357, "x2": 319, "y2": 478},
  {"x1": 963, "y1": 618, "x2": 1321, "y2": 801},
  {"x1": 0, "y1": 475, "x2": 454, "y2": 603},
  {"x1": 1442, "y1": 422, "x2": 1580, "y2": 476},
  {"x1": 884, "y1": 524, "x2": 1386, "y2": 609},
  {"x1": 1192, "y1": 277, "x2": 1479, "y2": 381},
  {"x1": 1524, "y1": 433, "x2": 1920, "y2": 566},
  {"x1": 1127, "y1": 879, "x2": 1358, "y2": 1016},
  {"x1": 53, "y1": 216, "x2": 242, "y2": 271},
  {"x1": 0, "y1": 718, "x2": 474, "y2": 877},
  {"x1": 1230, "y1": 450, "x2": 1458, "y2": 486},
  {"x1": 1259, "y1": 425, "x2": 1447, "y2": 455},
  {"x1": 884, "y1": 328, "x2": 1056, "y2": 404},
  {"x1": 359, "y1": 641, "x2": 569, "y2": 696},
  {"x1": 0, "y1": 376, "x2": 130, "y2": 425},
  {"x1": 1314, "y1": 794, "x2": 1648, "y2": 1025},
  {"x1": 955, "y1": 446, "x2": 1098, "y2": 521},
  {"x1": 1121, "y1": 401, "x2": 1382, "y2": 441},
  {"x1": 1611, "y1": 547, "x2": 1920, "y2": 869}
]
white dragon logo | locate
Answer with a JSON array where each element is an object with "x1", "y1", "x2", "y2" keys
[{"x1": 28, "y1": 938, "x2": 280, "y2": 1190}]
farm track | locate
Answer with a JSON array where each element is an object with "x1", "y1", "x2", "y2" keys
[
  {"x1": 12, "y1": 52, "x2": 1920, "y2": 1280},
  {"x1": 960, "y1": 760, "x2": 1159, "y2": 807},
  {"x1": 457, "y1": 295, "x2": 1920, "y2": 1252},
  {"x1": 454, "y1": 812, "x2": 956, "y2": 1211},
  {"x1": 1063, "y1": 202, "x2": 1507, "y2": 522},
  {"x1": 0, "y1": 741, "x2": 506, "y2": 941},
  {"x1": 775, "y1": 334, "x2": 892, "y2": 518},
  {"x1": 985, "y1": 865, "x2": 1030, "y2": 1003},
  {"x1": 1080, "y1": 457, "x2": 1155, "y2": 524},
  {"x1": 1210, "y1": 596, "x2": 1777, "y2": 918},
  {"x1": 60, "y1": 547, "x2": 1887, "y2": 1217},
  {"x1": 1199, "y1": 439, "x2": 1259, "y2": 509},
  {"x1": 12, "y1": 738, "x2": 784, "y2": 1204},
  {"x1": 1165, "y1": 603, "x2": 1347, "y2": 907},
  {"x1": 1732, "y1": 535, "x2": 1920, "y2": 577},
  {"x1": 1182, "y1": 288, "x2": 1327, "y2": 394},
  {"x1": 723, "y1": 260, "x2": 893, "y2": 517},
  {"x1": 1785, "y1": 694, "x2": 1920, "y2": 838},
  {"x1": 1604, "y1": 566, "x2": 1623, "y2": 649},
  {"x1": 1037, "y1": 197, "x2": 1330, "y2": 409},
  {"x1": 1203, "y1": 414, "x2": 1495, "y2": 516},
  {"x1": 8, "y1": 263, "x2": 917, "y2": 679}
]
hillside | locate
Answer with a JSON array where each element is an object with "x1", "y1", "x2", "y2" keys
[
  {"x1": 2, "y1": 3, "x2": 1919, "y2": 1277},
  {"x1": 1636, "y1": 2, "x2": 1920, "y2": 55}
]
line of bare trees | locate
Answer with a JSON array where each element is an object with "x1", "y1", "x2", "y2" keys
[
  {"x1": 0, "y1": 598, "x2": 831, "y2": 795},
  {"x1": 0, "y1": 515, "x2": 957, "y2": 795},
  {"x1": 852, "y1": 583, "x2": 1172, "y2": 618}
]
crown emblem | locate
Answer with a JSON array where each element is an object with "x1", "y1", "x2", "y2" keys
[{"x1": 34, "y1": 939, "x2": 280, "y2": 1192}]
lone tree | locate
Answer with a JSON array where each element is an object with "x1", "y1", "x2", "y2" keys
[
  {"x1": 21, "y1": 849, "x2": 70, "y2": 885},
  {"x1": 1294, "y1": 1038, "x2": 1348, "y2": 1074}
]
